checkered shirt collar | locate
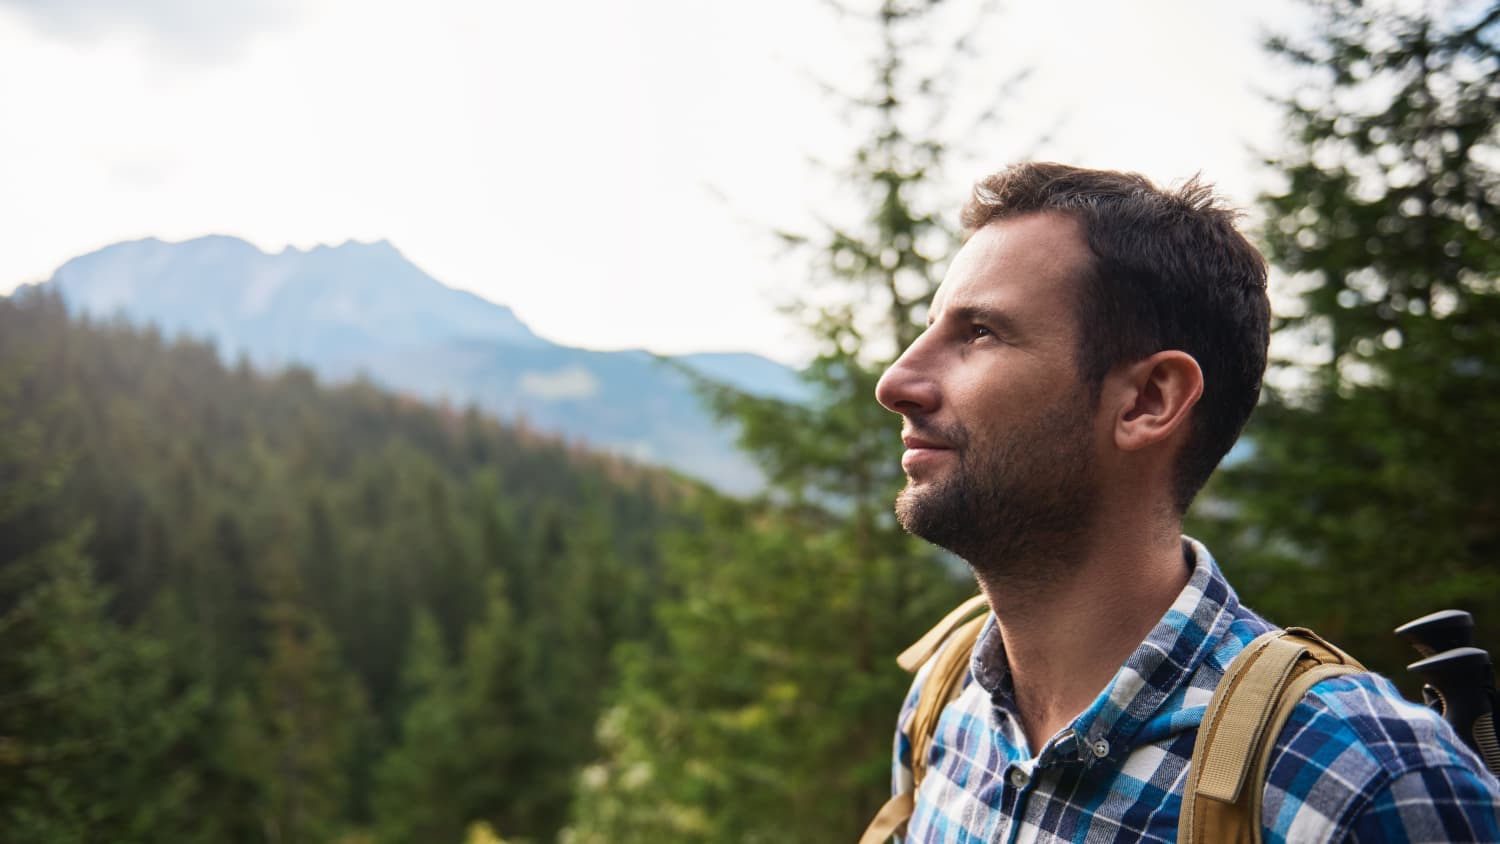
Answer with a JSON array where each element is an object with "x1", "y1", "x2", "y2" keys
[{"x1": 966, "y1": 537, "x2": 1245, "y2": 763}]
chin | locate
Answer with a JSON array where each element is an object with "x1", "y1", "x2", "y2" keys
[
  {"x1": 893, "y1": 485, "x2": 942, "y2": 534},
  {"x1": 901, "y1": 469, "x2": 946, "y2": 490}
]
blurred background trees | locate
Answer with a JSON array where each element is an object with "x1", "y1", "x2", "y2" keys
[
  {"x1": 1195, "y1": 0, "x2": 1500, "y2": 678},
  {"x1": 567, "y1": 1, "x2": 993, "y2": 839},
  {"x1": 0, "y1": 287, "x2": 686, "y2": 843}
]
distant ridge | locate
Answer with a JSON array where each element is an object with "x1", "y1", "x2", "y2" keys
[
  {"x1": 47, "y1": 235, "x2": 546, "y2": 367},
  {"x1": 34, "y1": 235, "x2": 804, "y2": 491}
]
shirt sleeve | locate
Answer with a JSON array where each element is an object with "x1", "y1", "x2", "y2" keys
[
  {"x1": 1344, "y1": 764, "x2": 1500, "y2": 843},
  {"x1": 892, "y1": 667, "x2": 923, "y2": 797},
  {"x1": 888, "y1": 660, "x2": 935, "y2": 844},
  {"x1": 1259, "y1": 673, "x2": 1500, "y2": 843}
]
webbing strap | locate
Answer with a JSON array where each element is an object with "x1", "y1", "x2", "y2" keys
[
  {"x1": 857, "y1": 791, "x2": 914, "y2": 844},
  {"x1": 859, "y1": 595, "x2": 988, "y2": 844},
  {"x1": 1251, "y1": 663, "x2": 1364, "y2": 804},
  {"x1": 1179, "y1": 629, "x2": 1366, "y2": 844},
  {"x1": 909, "y1": 614, "x2": 988, "y2": 786},
  {"x1": 1195, "y1": 635, "x2": 1309, "y2": 802}
]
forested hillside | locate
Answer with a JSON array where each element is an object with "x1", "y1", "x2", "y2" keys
[
  {"x1": 36, "y1": 234, "x2": 803, "y2": 493},
  {"x1": 0, "y1": 286, "x2": 705, "y2": 842}
]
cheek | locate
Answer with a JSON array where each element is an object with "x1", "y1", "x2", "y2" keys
[
  {"x1": 954, "y1": 371, "x2": 1101, "y2": 448},
  {"x1": 949, "y1": 367, "x2": 1061, "y2": 418},
  {"x1": 946, "y1": 377, "x2": 1005, "y2": 428}
]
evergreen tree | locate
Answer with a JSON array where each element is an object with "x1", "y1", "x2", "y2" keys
[
  {"x1": 449, "y1": 572, "x2": 529, "y2": 839},
  {"x1": 0, "y1": 549, "x2": 209, "y2": 843},
  {"x1": 570, "y1": 1, "x2": 1017, "y2": 839},
  {"x1": 0, "y1": 298, "x2": 209, "y2": 842},
  {"x1": 222, "y1": 542, "x2": 367, "y2": 844},
  {"x1": 1196, "y1": 0, "x2": 1500, "y2": 676},
  {"x1": 573, "y1": 498, "x2": 946, "y2": 843},
  {"x1": 376, "y1": 569, "x2": 552, "y2": 843},
  {"x1": 372, "y1": 611, "x2": 469, "y2": 844},
  {"x1": 0, "y1": 283, "x2": 688, "y2": 840}
]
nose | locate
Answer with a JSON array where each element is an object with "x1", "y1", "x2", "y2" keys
[{"x1": 876, "y1": 340, "x2": 940, "y2": 416}]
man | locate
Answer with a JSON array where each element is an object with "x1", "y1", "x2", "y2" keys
[{"x1": 874, "y1": 163, "x2": 1499, "y2": 842}]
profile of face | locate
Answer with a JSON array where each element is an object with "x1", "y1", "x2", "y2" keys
[{"x1": 875, "y1": 213, "x2": 1105, "y2": 571}]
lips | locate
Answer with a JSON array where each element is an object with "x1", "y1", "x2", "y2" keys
[{"x1": 900, "y1": 433, "x2": 955, "y2": 475}]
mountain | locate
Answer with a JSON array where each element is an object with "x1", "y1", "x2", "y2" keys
[
  {"x1": 45, "y1": 235, "x2": 545, "y2": 370},
  {"x1": 37, "y1": 235, "x2": 803, "y2": 491}
]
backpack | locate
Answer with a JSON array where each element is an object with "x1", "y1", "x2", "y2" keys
[{"x1": 858, "y1": 598, "x2": 1365, "y2": 844}]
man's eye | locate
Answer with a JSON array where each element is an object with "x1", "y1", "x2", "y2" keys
[{"x1": 968, "y1": 324, "x2": 994, "y2": 341}]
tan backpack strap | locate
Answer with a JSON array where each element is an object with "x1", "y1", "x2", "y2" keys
[
  {"x1": 1179, "y1": 629, "x2": 1366, "y2": 844},
  {"x1": 897, "y1": 594, "x2": 989, "y2": 672},
  {"x1": 1194, "y1": 634, "x2": 1309, "y2": 804},
  {"x1": 858, "y1": 791, "x2": 915, "y2": 844},
  {"x1": 908, "y1": 614, "x2": 988, "y2": 786},
  {"x1": 1282, "y1": 626, "x2": 1364, "y2": 669},
  {"x1": 1245, "y1": 663, "x2": 1364, "y2": 826},
  {"x1": 859, "y1": 596, "x2": 989, "y2": 844}
]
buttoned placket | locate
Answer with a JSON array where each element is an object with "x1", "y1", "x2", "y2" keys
[
  {"x1": 999, "y1": 756, "x2": 1035, "y2": 844},
  {"x1": 972, "y1": 611, "x2": 1137, "y2": 843},
  {"x1": 995, "y1": 728, "x2": 1099, "y2": 844}
]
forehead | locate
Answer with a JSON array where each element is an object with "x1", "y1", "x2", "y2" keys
[{"x1": 932, "y1": 213, "x2": 1091, "y2": 334}]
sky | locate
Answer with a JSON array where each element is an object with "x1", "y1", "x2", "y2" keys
[{"x1": 0, "y1": 0, "x2": 1303, "y2": 365}]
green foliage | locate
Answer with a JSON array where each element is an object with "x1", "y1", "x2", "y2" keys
[
  {"x1": 0, "y1": 285, "x2": 693, "y2": 841},
  {"x1": 424, "y1": 571, "x2": 530, "y2": 838},
  {"x1": 221, "y1": 550, "x2": 368, "y2": 844},
  {"x1": 0, "y1": 306, "x2": 210, "y2": 842},
  {"x1": 571, "y1": 501, "x2": 965, "y2": 844},
  {"x1": 0, "y1": 547, "x2": 210, "y2": 844},
  {"x1": 569, "y1": 2, "x2": 995, "y2": 840},
  {"x1": 376, "y1": 530, "x2": 645, "y2": 844},
  {"x1": 372, "y1": 611, "x2": 469, "y2": 844},
  {"x1": 1195, "y1": 0, "x2": 1500, "y2": 679}
]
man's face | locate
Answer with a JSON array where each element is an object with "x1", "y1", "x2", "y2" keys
[{"x1": 875, "y1": 213, "x2": 1104, "y2": 570}]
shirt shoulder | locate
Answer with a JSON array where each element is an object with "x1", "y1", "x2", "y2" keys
[{"x1": 1261, "y1": 671, "x2": 1500, "y2": 843}]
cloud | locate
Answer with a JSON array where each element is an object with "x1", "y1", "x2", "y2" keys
[{"x1": 0, "y1": 0, "x2": 297, "y2": 64}]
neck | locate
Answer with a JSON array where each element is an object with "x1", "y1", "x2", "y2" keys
[{"x1": 970, "y1": 513, "x2": 1190, "y2": 754}]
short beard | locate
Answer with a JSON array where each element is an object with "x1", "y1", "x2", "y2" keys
[{"x1": 894, "y1": 392, "x2": 1098, "y2": 587}]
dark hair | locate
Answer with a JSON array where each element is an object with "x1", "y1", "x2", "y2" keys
[{"x1": 960, "y1": 162, "x2": 1270, "y2": 512}]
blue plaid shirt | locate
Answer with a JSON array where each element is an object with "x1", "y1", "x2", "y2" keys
[{"x1": 893, "y1": 539, "x2": 1500, "y2": 842}]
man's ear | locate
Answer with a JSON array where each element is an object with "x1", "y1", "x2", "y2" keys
[{"x1": 1109, "y1": 351, "x2": 1203, "y2": 453}]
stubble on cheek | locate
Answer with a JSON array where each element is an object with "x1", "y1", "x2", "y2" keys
[{"x1": 891, "y1": 397, "x2": 1098, "y2": 578}]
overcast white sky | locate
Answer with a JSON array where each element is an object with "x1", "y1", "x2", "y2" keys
[{"x1": 0, "y1": 0, "x2": 1303, "y2": 364}]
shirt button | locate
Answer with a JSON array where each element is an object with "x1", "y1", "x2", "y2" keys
[
  {"x1": 1010, "y1": 768, "x2": 1030, "y2": 788},
  {"x1": 1091, "y1": 738, "x2": 1111, "y2": 758}
]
